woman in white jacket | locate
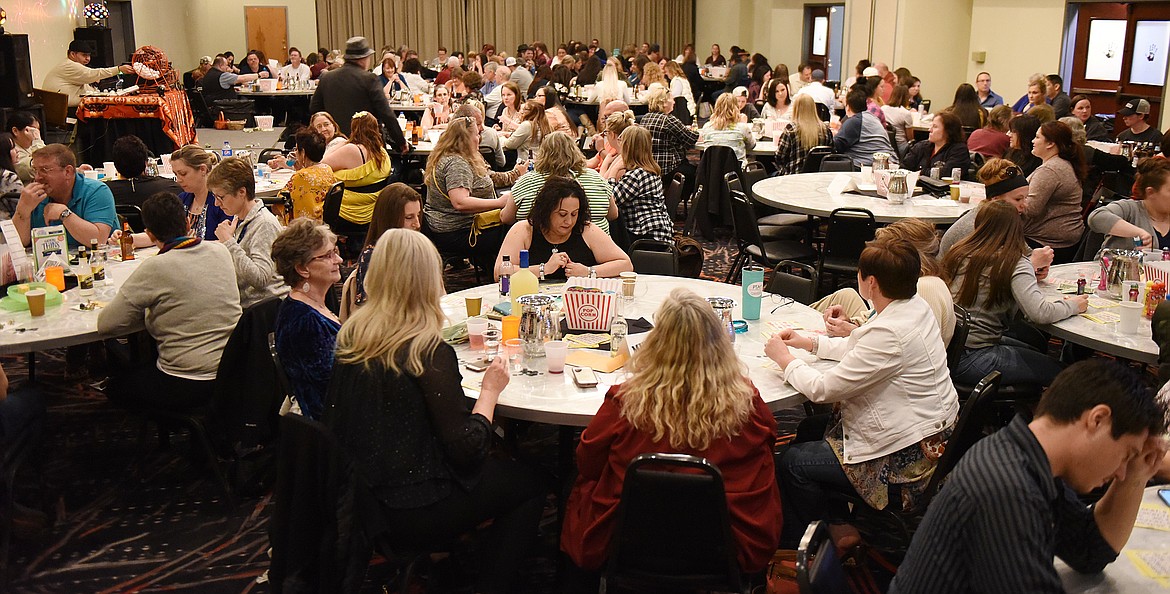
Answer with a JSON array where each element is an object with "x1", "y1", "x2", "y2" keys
[{"x1": 766, "y1": 238, "x2": 959, "y2": 547}]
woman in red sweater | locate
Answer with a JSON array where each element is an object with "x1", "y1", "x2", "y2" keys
[{"x1": 561, "y1": 288, "x2": 783, "y2": 574}]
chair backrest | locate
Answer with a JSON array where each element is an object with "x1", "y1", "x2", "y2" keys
[
  {"x1": 796, "y1": 520, "x2": 851, "y2": 594},
  {"x1": 604, "y1": 453, "x2": 745, "y2": 592},
  {"x1": 815, "y1": 102, "x2": 831, "y2": 122},
  {"x1": 33, "y1": 89, "x2": 69, "y2": 128},
  {"x1": 819, "y1": 154, "x2": 855, "y2": 172},
  {"x1": 741, "y1": 161, "x2": 769, "y2": 198},
  {"x1": 321, "y1": 181, "x2": 346, "y2": 228},
  {"x1": 729, "y1": 189, "x2": 766, "y2": 254},
  {"x1": 802, "y1": 146, "x2": 834, "y2": 174},
  {"x1": 258, "y1": 148, "x2": 286, "y2": 164},
  {"x1": 267, "y1": 331, "x2": 296, "y2": 399},
  {"x1": 884, "y1": 121, "x2": 900, "y2": 160},
  {"x1": 629, "y1": 239, "x2": 680, "y2": 276},
  {"x1": 664, "y1": 171, "x2": 686, "y2": 220},
  {"x1": 725, "y1": 170, "x2": 742, "y2": 193},
  {"x1": 1074, "y1": 224, "x2": 1106, "y2": 262},
  {"x1": 823, "y1": 207, "x2": 876, "y2": 261},
  {"x1": 915, "y1": 371, "x2": 1002, "y2": 513},
  {"x1": 766, "y1": 260, "x2": 819, "y2": 305},
  {"x1": 115, "y1": 204, "x2": 144, "y2": 233},
  {"x1": 947, "y1": 304, "x2": 971, "y2": 373},
  {"x1": 920, "y1": 99, "x2": 932, "y2": 112}
]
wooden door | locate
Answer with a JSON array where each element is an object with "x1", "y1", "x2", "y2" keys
[
  {"x1": 1069, "y1": 2, "x2": 1170, "y2": 133},
  {"x1": 805, "y1": 6, "x2": 832, "y2": 72},
  {"x1": 245, "y1": 6, "x2": 288, "y2": 66}
]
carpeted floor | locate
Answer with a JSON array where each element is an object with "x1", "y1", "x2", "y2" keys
[{"x1": 5, "y1": 237, "x2": 809, "y2": 593}]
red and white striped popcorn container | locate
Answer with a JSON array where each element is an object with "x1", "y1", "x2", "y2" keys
[
  {"x1": 563, "y1": 286, "x2": 617, "y2": 331},
  {"x1": 1144, "y1": 261, "x2": 1170, "y2": 285}
]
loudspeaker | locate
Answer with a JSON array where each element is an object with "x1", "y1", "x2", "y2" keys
[
  {"x1": 0, "y1": 34, "x2": 36, "y2": 108},
  {"x1": 74, "y1": 27, "x2": 115, "y2": 68}
]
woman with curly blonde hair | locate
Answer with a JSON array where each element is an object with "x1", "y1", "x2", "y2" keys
[
  {"x1": 562, "y1": 287, "x2": 783, "y2": 575},
  {"x1": 697, "y1": 92, "x2": 756, "y2": 163}
]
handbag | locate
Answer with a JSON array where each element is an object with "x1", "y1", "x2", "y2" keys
[
  {"x1": 673, "y1": 232, "x2": 705, "y2": 278},
  {"x1": 427, "y1": 168, "x2": 503, "y2": 246}
]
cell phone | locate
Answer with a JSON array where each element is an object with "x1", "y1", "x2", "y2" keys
[
  {"x1": 1159, "y1": 489, "x2": 1170, "y2": 508},
  {"x1": 572, "y1": 367, "x2": 598, "y2": 388},
  {"x1": 464, "y1": 361, "x2": 488, "y2": 373}
]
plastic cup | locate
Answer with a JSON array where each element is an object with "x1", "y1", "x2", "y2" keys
[
  {"x1": 504, "y1": 338, "x2": 524, "y2": 372},
  {"x1": 1118, "y1": 301, "x2": 1142, "y2": 333},
  {"x1": 501, "y1": 315, "x2": 520, "y2": 341},
  {"x1": 467, "y1": 318, "x2": 488, "y2": 351},
  {"x1": 620, "y1": 271, "x2": 637, "y2": 298},
  {"x1": 103, "y1": 161, "x2": 116, "y2": 176},
  {"x1": 25, "y1": 289, "x2": 45, "y2": 317},
  {"x1": 44, "y1": 266, "x2": 65, "y2": 291},
  {"x1": 465, "y1": 296, "x2": 483, "y2": 317},
  {"x1": 544, "y1": 340, "x2": 568, "y2": 374},
  {"x1": 83, "y1": 169, "x2": 99, "y2": 180}
]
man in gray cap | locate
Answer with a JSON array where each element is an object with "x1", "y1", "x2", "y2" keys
[
  {"x1": 310, "y1": 36, "x2": 407, "y2": 152},
  {"x1": 795, "y1": 68, "x2": 836, "y2": 109},
  {"x1": 42, "y1": 39, "x2": 134, "y2": 107},
  {"x1": 1117, "y1": 98, "x2": 1163, "y2": 145}
]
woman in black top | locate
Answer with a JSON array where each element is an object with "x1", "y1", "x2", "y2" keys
[
  {"x1": 903, "y1": 112, "x2": 972, "y2": 179},
  {"x1": 946, "y1": 83, "x2": 987, "y2": 130},
  {"x1": 324, "y1": 229, "x2": 544, "y2": 594},
  {"x1": 1006, "y1": 114, "x2": 1043, "y2": 176},
  {"x1": 493, "y1": 176, "x2": 632, "y2": 280}
]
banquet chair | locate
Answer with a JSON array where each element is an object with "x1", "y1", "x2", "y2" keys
[
  {"x1": 817, "y1": 207, "x2": 876, "y2": 290},
  {"x1": 819, "y1": 155, "x2": 855, "y2": 173},
  {"x1": 115, "y1": 204, "x2": 144, "y2": 233},
  {"x1": 321, "y1": 181, "x2": 364, "y2": 260},
  {"x1": 628, "y1": 239, "x2": 680, "y2": 276},
  {"x1": 801, "y1": 146, "x2": 834, "y2": 174},
  {"x1": 726, "y1": 190, "x2": 816, "y2": 283},
  {"x1": 601, "y1": 453, "x2": 750, "y2": 594},
  {"x1": 726, "y1": 172, "x2": 802, "y2": 242},
  {"x1": 885, "y1": 122, "x2": 902, "y2": 162},
  {"x1": 664, "y1": 171, "x2": 687, "y2": 221},
  {"x1": 814, "y1": 102, "x2": 831, "y2": 123},
  {"x1": 258, "y1": 148, "x2": 286, "y2": 164},
  {"x1": 796, "y1": 521, "x2": 850, "y2": 594},
  {"x1": 765, "y1": 260, "x2": 819, "y2": 306},
  {"x1": 948, "y1": 304, "x2": 971, "y2": 374}
]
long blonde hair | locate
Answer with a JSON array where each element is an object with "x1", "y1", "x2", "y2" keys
[
  {"x1": 535, "y1": 131, "x2": 585, "y2": 176},
  {"x1": 790, "y1": 94, "x2": 825, "y2": 151},
  {"x1": 619, "y1": 126, "x2": 661, "y2": 175},
  {"x1": 596, "y1": 61, "x2": 627, "y2": 104},
  {"x1": 641, "y1": 62, "x2": 666, "y2": 87},
  {"x1": 424, "y1": 117, "x2": 487, "y2": 179},
  {"x1": 709, "y1": 93, "x2": 740, "y2": 130},
  {"x1": 335, "y1": 229, "x2": 446, "y2": 376},
  {"x1": 619, "y1": 288, "x2": 754, "y2": 450}
]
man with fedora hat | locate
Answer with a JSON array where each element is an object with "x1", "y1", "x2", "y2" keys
[
  {"x1": 43, "y1": 39, "x2": 134, "y2": 107},
  {"x1": 310, "y1": 36, "x2": 407, "y2": 152}
]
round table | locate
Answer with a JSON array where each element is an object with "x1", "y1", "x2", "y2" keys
[
  {"x1": 1038, "y1": 263, "x2": 1158, "y2": 365},
  {"x1": 237, "y1": 89, "x2": 315, "y2": 97},
  {"x1": 442, "y1": 275, "x2": 824, "y2": 427},
  {"x1": 0, "y1": 247, "x2": 155, "y2": 355},
  {"x1": 752, "y1": 172, "x2": 977, "y2": 224},
  {"x1": 1056, "y1": 486, "x2": 1170, "y2": 592}
]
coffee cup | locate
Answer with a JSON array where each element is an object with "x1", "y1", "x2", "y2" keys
[
  {"x1": 25, "y1": 288, "x2": 46, "y2": 317},
  {"x1": 1118, "y1": 301, "x2": 1142, "y2": 334}
]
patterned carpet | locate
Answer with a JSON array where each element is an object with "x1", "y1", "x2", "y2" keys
[{"x1": 3, "y1": 237, "x2": 809, "y2": 593}]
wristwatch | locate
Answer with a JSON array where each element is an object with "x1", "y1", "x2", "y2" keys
[
  {"x1": 539, "y1": 263, "x2": 546, "y2": 280},
  {"x1": 588, "y1": 266, "x2": 597, "y2": 278},
  {"x1": 58, "y1": 208, "x2": 74, "y2": 221}
]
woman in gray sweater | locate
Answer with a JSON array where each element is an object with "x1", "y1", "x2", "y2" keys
[
  {"x1": 942, "y1": 201, "x2": 1087, "y2": 387},
  {"x1": 1087, "y1": 157, "x2": 1170, "y2": 251},
  {"x1": 1022, "y1": 121, "x2": 1086, "y2": 264},
  {"x1": 207, "y1": 157, "x2": 289, "y2": 308}
]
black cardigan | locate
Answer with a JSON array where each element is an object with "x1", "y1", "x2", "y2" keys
[{"x1": 902, "y1": 140, "x2": 973, "y2": 180}]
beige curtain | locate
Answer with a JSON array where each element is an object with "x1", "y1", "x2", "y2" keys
[{"x1": 317, "y1": 0, "x2": 692, "y2": 61}]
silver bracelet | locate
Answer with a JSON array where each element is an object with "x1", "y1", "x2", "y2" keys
[{"x1": 809, "y1": 335, "x2": 819, "y2": 356}]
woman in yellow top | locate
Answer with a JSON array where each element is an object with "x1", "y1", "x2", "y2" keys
[
  {"x1": 321, "y1": 112, "x2": 392, "y2": 230},
  {"x1": 281, "y1": 127, "x2": 334, "y2": 221}
]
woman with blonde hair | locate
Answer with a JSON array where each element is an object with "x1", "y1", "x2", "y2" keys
[
  {"x1": 610, "y1": 126, "x2": 674, "y2": 248},
  {"x1": 501, "y1": 131, "x2": 617, "y2": 231},
  {"x1": 502, "y1": 100, "x2": 553, "y2": 152},
  {"x1": 322, "y1": 112, "x2": 391, "y2": 229},
  {"x1": 424, "y1": 117, "x2": 525, "y2": 270},
  {"x1": 664, "y1": 60, "x2": 696, "y2": 121},
  {"x1": 640, "y1": 62, "x2": 667, "y2": 89},
  {"x1": 774, "y1": 94, "x2": 833, "y2": 175},
  {"x1": 325, "y1": 229, "x2": 545, "y2": 594},
  {"x1": 112, "y1": 145, "x2": 228, "y2": 248},
  {"x1": 562, "y1": 287, "x2": 783, "y2": 574},
  {"x1": 586, "y1": 60, "x2": 633, "y2": 105},
  {"x1": 595, "y1": 110, "x2": 636, "y2": 180},
  {"x1": 697, "y1": 93, "x2": 757, "y2": 163}
]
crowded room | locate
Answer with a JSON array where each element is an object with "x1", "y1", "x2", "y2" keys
[{"x1": 2, "y1": 0, "x2": 1170, "y2": 592}]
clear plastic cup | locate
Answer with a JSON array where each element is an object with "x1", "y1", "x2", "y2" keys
[
  {"x1": 467, "y1": 318, "x2": 488, "y2": 351},
  {"x1": 544, "y1": 340, "x2": 568, "y2": 374},
  {"x1": 504, "y1": 338, "x2": 524, "y2": 373}
]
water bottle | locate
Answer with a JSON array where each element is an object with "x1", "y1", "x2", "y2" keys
[
  {"x1": 397, "y1": 113, "x2": 408, "y2": 134},
  {"x1": 221, "y1": 141, "x2": 233, "y2": 159},
  {"x1": 610, "y1": 307, "x2": 627, "y2": 358}
]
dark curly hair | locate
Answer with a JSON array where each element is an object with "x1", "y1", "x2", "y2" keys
[{"x1": 528, "y1": 176, "x2": 590, "y2": 236}]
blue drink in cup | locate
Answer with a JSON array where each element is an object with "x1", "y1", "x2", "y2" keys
[{"x1": 742, "y1": 266, "x2": 765, "y2": 320}]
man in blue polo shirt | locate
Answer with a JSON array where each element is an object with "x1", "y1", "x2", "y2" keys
[
  {"x1": 975, "y1": 71, "x2": 1004, "y2": 108},
  {"x1": 13, "y1": 143, "x2": 118, "y2": 248}
]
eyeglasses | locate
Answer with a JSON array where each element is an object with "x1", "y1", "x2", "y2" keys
[
  {"x1": 769, "y1": 295, "x2": 795, "y2": 314},
  {"x1": 32, "y1": 165, "x2": 63, "y2": 176},
  {"x1": 311, "y1": 247, "x2": 341, "y2": 261}
]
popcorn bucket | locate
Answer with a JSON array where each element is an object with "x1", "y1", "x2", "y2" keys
[
  {"x1": 563, "y1": 286, "x2": 618, "y2": 331},
  {"x1": 1144, "y1": 261, "x2": 1170, "y2": 285}
]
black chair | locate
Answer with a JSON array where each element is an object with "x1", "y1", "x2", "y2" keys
[
  {"x1": 672, "y1": 96, "x2": 694, "y2": 125},
  {"x1": 726, "y1": 172, "x2": 803, "y2": 242},
  {"x1": 814, "y1": 102, "x2": 831, "y2": 122},
  {"x1": 268, "y1": 332, "x2": 295, "y2": 403},
  {"x1": 819, "y1": 155, "x2": 855, "y2": 172},
  {"x1": 817, "y1": 207, "x2": 876, "y2": 289},
  {"x1": 629, "y1": 239, "x2": 680, "y2": 276},
  {"x1": 687, "y1": 145, "x2": 741, "y2": 239},
  {"x1": 186, "y1": 89, "x2": 215, "y2": 128},
  {"x1": 664, "y1": 171, "x2": 687, "y2": 221},
  {"x1": 601, "y1": 453, "x2": 750, "y2": 594},
  {"x1": 801, "y1": 146, "x2": 835, "y2": 174},
  {"x1": 885, "y1": 122, "x2": 902, "y2": 162},
  {"x1": 796, "y1": 521, "x2": 851, "y2": 594},
  {"x1": 919, "y1": 99, "x2": 932, "y2": 112},
  {"x1": 258, "y1": 148, "x2": 286, "y2": 164},
  {"x1": 321, "y1": 181, "x2": 367, "y2": 260},
  {"x1": 766, "y1": 260, "x2": 819, "y2": 305},
  {"x1": 948, "y1": 304, "x2": 971, "y2": 374},
  {"x1": 115, "y1": 203, "x2": 144, "y2": 232},
  {"x1": 1074, "y1": 225, "x2": 1107, "y2": 264},
  {"x1": 726, "y1": 190, "x2": 816, "y2": 283}
]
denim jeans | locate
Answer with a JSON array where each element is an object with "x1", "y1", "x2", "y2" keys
[
  {"x1": 954, "y1": 336, "x2": 1064, "y2": 387},
  {"x1": 776, "y1": 438, "x2": 856, "y2": 547}
]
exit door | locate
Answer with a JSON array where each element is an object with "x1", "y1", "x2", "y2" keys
[{"x1": 245, "y1": 6, "x2": 288, "y2": 66}]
